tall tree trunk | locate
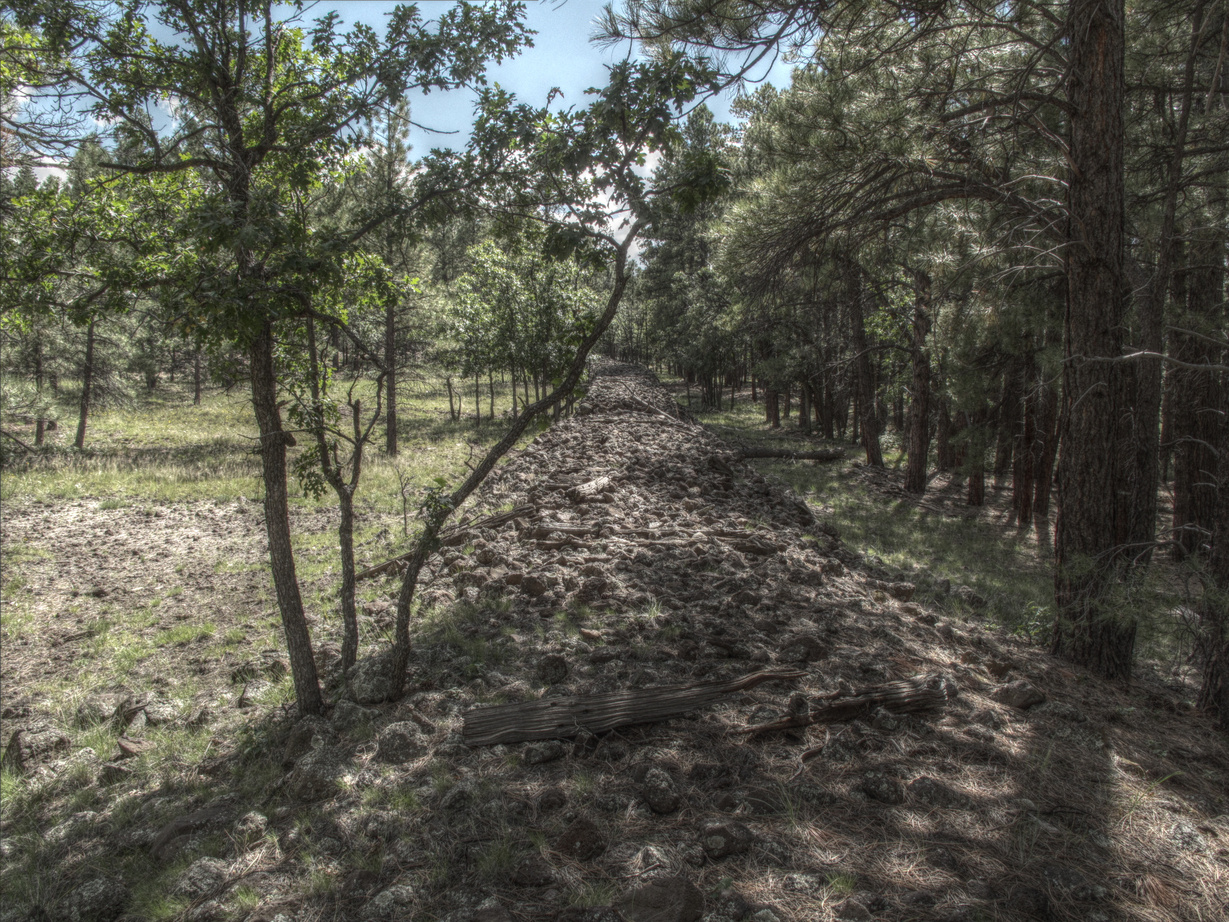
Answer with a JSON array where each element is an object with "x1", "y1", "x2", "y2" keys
[
  {"x1": 34, "y1": 337, "x2": 45, "y2": 446},
  {"x1": 847, "y1": 269, "x2": 883, "y2": 467},
  {"x1": 250, "y1": 322, "x2": 323, "y2": 715},
  {"x1": 385, "y1": 300, "x2": 398, "y2": 456},
  {"x1": 994, "y1": 367, "x2": 1020, "y2": 488},
  {"x1": 1033, "y1": 376, "x2": 1060, "y2": 527},
  {"x1": 74, "y1": 318, "x2": 95, "y2": 450},
  {"x1": 904, "y1": 276, "x2": 932, "y2": 494},
  {"x1": 936, "y1": 397, "x2": 954, "y2": 472},
  {"x1": 193, "y1": 348, "x2": 203, "y2": 406},
  {"x1": 766, "y1": 388, "x2": 780, "y2": 428},
  {"x1": 1052, "y1": 0, "x2": 1135, "y2": 680},
  {"x1": 1012, "y1": 359, "x2": 1037, "y2": 528}
]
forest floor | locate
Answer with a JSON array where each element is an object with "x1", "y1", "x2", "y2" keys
[{"x1": 1, "y1": 365, "x2": 1226, "y2": 922}]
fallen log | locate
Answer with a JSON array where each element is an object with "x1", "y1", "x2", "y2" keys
[
  {"x1": 356, "y1": 505, "x2": 534, "y2": 582},
  {"x1": 567, "y1": 475, "x2": 613, "y2": 503},
  {"x1": 734, "y1": 447, "x2": 846, "y2": 463},
  {"x1": 741, "y1": 674, "x2": 956, "y2": 734},
  {"x1": 463, "y1": 669, "x2": 806, "y2": 746}
]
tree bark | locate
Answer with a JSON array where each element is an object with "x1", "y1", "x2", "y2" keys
[
  {"x1": 74, "y1": 318, "x2": 95, "y2": 450},
  {"x1": 904, "y1": 275, "x2": 932, "y2": 494},
  {"x1": 847, "y1": 265, "x2": 883, "y2": 467},
  {"x1": 1052, "y1": 0, "x2": 1135, "y2": 680},
  {"x1": 385, "y1": 299, "x2": 398, "y2": 456},
  {"x1": 34, "y1": 337, "x2": 45, "y2": 446},
  {"x1": 250, "y1": 322, "x2": 324, "y2": 716},
  {"x1": 193, "y1": 348, "x2": 203, "y2": 406}
]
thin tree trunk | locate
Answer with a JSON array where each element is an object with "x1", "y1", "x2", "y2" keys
[
  {"x1": 34, "y1": 337, "x2": 44, "y2": 446},
  {"x1": 74, "y1": 318, "x2": 95, "y2": 450},
  {"x1": 193, "y1": 348, "x2": 203, "y2": 407},
  {"x1": 847, "y1": 268, "x2": 883, "y2": 467},
  {"x1": 904, "y1": 276, "x2": 932, "y2": 494},
  {"x1": 385, "y1": 299, "x2": 398, "y2": 456},
  {"x1": 250, "y1": 322, "x2": 323, "y2": 716}
]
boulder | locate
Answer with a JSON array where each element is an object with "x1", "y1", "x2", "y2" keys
[
  {"x1": 641, "y1": 767, "x2": 681, "y2": 815},
  {"x1": 375, "y1": 722, "x2": 427, "y2": 763},
  {"x1": 615, "y1": 876, "x2": 704, "y2": 922},
  {"x1": 285, "y1": 746, "x2": 345, "y2": 801},
  {"x1": 62, "y1": 877, "x2": 129, "y2": 922},
  {"x1": 174, "y1": 857, "x2": 230, "y2": 899},
  {"x1": 994, "y1": 681, "x2": 1046, "y2": 710},
  {"x1": 698, "y1": 819, "x2": 753, "y2": 859}
]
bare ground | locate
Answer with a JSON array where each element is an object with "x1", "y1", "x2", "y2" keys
[{"x1": 0, "y1": 364, "x2": 1226, "y2": 922}]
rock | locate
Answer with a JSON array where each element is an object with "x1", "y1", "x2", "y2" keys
[
  {"x1": 641, "y1": 767, "x2": 682, "y2": 814},
  {"x1": 524, "y1": 740, "x2": 567, "y2": 765},
  {"x1": 955, "y1": 585, "x2": 987, "y2": 609},
  {"x1": 887, "y1": 582, "x2": 915, "y2": 602},
  {"x1": 376, "y1": 722, "x2": 427, "y2": 763},
  {"x1": 174, "y1": 857, "x2": 230, "y2": 899},
  {"x1": 994, "y1": 680, "x2": 1046, "y2": 710},
  {"x1": 364, "y1": 884, "x2": 417, "y2": 919},
  {"x1": 536, "y1": 654, "x2": 569, "y2": 684},
  {"x1": 142, "y1": 697, "x2": 179, "y2": 725},
  {"x1": 836, "y1": 899, "x2": 872, "y2": 921},
  {"x1": 150, "y1": 803, "x2": 234, "y2": 862},
  {"x1": 63, "y1": 877, "x2": 129, "y2": 922},
  {"x1": 780, "y1": 634, "x2": 827, "y2": 664},
  {"x1": 615, "y1": 876, "x2": 705, "y2": 922},
  {"x1": 473, "y1": 897, "x2": 514, "y2": 922},
  {"x1": 2, "y1": 726, "x2": 70, "y2": 772},
  {"x1": 233, "y1": 811, "x2": 268, "y2": 843},
  {"x1": 1168, "y1": 820, "x2": 1209, "y2": 855},
  {"x1": 907, "y1": 776, "x2": 968, "y2": 808},
  {"x1": 282, "y1": 716, "x2": 330, "y2": 766},
  {"x1": 440, "y1": 781, "x2": 476, "y2": 811},
  {"x1": 521, "y1": 575, "x2": 550, "y2": 598},
  {"x1": 537, "y1": 787, "x2": 567, "y2": 811},
  {"x1": 347, "y1": 653, "x2": 395, "y2": 705},
  {"x1": 557, "y1": 816, "x2": 606, "y2": 861},
  {"x1": 749, "y1": 911, "x2": 782, "y2": 922},
  {"x1": 857, "y1": 771, "x2": 904, "y2": 805},
  {"x1": 98, "y1": 761, "x2": 134, "y2": 786},
  {"x1": 285, "y1": 746, "x2": 345, "y2": 801},
  {"x1": 511, "y1": 856, "x2": 557, "y2": 887},
  {"x1": 332, "y1": 698, "x2": 380, "y2": 730},
  {"x1": 75, "y1": 697, "x2": 114, "y2": 728},
  {"x1": 699, "y1": 819, "x2": 753, "y2": 859},
  {"x1": 869, "y1": 707, "x2": 898, "y2": 731}
]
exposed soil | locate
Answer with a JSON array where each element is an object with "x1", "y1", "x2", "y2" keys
[{"x1": 1, "y1": 363, "x2": 1227, "y2": 922}]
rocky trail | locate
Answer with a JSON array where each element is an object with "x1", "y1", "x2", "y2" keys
[{"x1": 3, "y1": 364, "x2": 1227, "y2": 922}]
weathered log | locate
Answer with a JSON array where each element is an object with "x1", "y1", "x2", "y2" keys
[
  {"x1": 741, "y1": 674, "x2": 956, "y2": 734},
  {"x1": 463, "y1": 669, "x2": 806, "y2": 746},
  {"x1": 567, "y1": 475, "x2": 613, "y2": 503},
  {"x1": 734, "y1": 447, "x2": 846, "y2": 463}
]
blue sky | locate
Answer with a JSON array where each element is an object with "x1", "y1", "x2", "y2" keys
[{"x1": 319, "y1": 0, "x2": 794, "y2": 154}]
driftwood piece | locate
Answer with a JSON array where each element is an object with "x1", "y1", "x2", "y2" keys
[
  {"x1": 356, "y1": 505, "x2": 534, "y2": 582},
  {"x1": 567, "y1": 475, "x2": 613, "y2": 503},
  {"x1": 741, "y1": 674, "x2": 956, "y2": 734},
  {"x1": 463, "y1": 669, "x2": 806, "y2": 747},
  {"x1": 734, "y1": 447, "x2": 846, "y2": 463}
]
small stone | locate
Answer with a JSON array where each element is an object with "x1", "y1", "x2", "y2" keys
[
  {"x1": 63, "y1": 877, "x2": 129, "y2": 922},
  {"x1": 347, "y1": 652, "x2": 395, "y2": 705},
  {"x1": 282, "y1": 716, "x2": 330, "y2": 766},
  {"x1": 364, "y1": 884, "x2": 417, "y2": 919},
  {"x1": 857, "y1": 771, "x2": 904, "y2": 805},
  {"x1": 233, "y1": 811, "x2": 268, "y2": 843},
  {"x1": 994, "y1": 680, "x2": 1046, "y2": 710},
  {"x1": 521, "y1": 575, "x2": 550, "y2": 598},
  {"x1": 1168, "y1": 820, "x2": 1209, "y2": 855},
  {"x1": 99, "y1": 761, "x2": 134, "y2": 787},
  {"x1": 143, "y1": 697, "x2": 179, "y2": 725},
  {"x1": 284, "y1": 746, "x2": 344, "y2": 801},
  {"x1": 887, "y1": 582, "x2": 915, "y2": 602},
  {"x1": 536, "y1": 654, "x2": 569, "y2": 684},
  {"x1": 557, "y1": 816, "x2": 606, "y2": 861},
  {"x1": 175, "y1": 857, "x2": 230, "y2": 899},
  {"x1": 2, "y1": 726, "x2": 70, "y2": 771},
  {"x1": 376, "y1": 722, "x2": 427, "y2": 763},
  {"x1": 511, "y1": 856, "x2": 556, "y2": 887},
  {"x1": 615, "y1": 876, "x2": 704, "y2": 922},
  {"x1": 75, "y1": 697, "x2": 114, "y2": 728},
  {"x1": 537, "y1": 787, "x2": 567, "y2": 811},
  {"x1": 524, "y1": 740, "x2": 567, "y2": 765},
  {"x1": 869, "y1": 707, "x2": 898, "y2": 731},
  {"x1": 907, "y1": 776, "x2": 968, "y2": 808},
  {"x1": 332, "y1": 698, "x2": 379, "y2": 730},
  {"x1": 955, "y1": 585, "x2": 987, "y2": 608},
  {"x1": 699, "y1": 819, "x2": 753, "y2": 859},
  {"x1": 836, "y1": 899, "x2": 872, "y2": 921},
  {"x1": 641, "y1": 767, "x2": 682, "y2": 814}
]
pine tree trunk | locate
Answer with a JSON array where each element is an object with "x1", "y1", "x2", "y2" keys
[
  {"x1": 1052, "y1": 0, "x2": 1135, "y2": 680},
  {"x1": 848, "y1": 270, "x2": 883, "y2": 467},
  {"x1": 385, "y1": 300, "x2": 398, "y2": 456},
  {"x1": 34, "y1": 337, "x2": 45, "y2": 446},
  {"x1": 767, "y1": 389, "x2": 780, "y2": 428},
  {"x1": 1012, "y1": 360, "x2": 1036, "y2": 528},
  {"x1": 74, "y1": 318, "x2": 95, "y2": 450},
  {"x1": 994, "y1": 367, "x2": 1020, "y2": 488},
  {"x1": 193, "y1": 349, "x2": 203, "y2": 406},
  {"x1": 904, "y1": 279, "x2": 932, "y2": 495},
  {"x1": 250, "y1": 322, "x2": 323, "y2": 716}
]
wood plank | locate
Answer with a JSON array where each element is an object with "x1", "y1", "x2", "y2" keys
[{"x1": 462, "y1": 670, "x2": 806, "y2": 746}]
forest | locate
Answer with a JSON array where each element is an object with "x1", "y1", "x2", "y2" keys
[{"x1": 1, "y1": 2, "x2": 1227, "y2": 921}]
